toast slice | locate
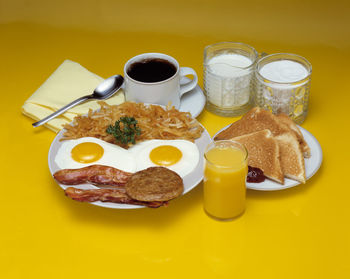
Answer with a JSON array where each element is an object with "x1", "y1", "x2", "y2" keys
[
  {"x1": 214, "y1": 107, "x2": 292, "y2": 140},
  {"x1": 276, "y1": 113, "x2": 311, "y2": 158},
  {"x1": 232, "y1": 129, "x2": 284, "y2": 184},
  {"x1": 215, "y1": 107, "x2": 307, "y2": 184},
  {"x1": 275, "y1": 133, "x2": 306, "y2": 183}
]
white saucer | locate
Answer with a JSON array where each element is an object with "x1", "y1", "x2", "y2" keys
[{"x1": 179, "y1": 77, "x2": 206, "y2": 118}]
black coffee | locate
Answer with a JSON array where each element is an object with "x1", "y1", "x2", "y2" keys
[{"x1": 127, "y1": 58, "x2": 177, "y2": 82}]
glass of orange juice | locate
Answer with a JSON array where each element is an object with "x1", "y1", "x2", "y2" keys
[{"x1": 204, "y1": 140, "x2": 248, "y2": 220}]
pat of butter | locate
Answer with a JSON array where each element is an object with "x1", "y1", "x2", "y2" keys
[{"x1": 22, "y1": 59, "x2": 125, "y2": 132}]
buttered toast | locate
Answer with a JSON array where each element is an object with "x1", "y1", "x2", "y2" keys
[
  {"x1": 275, "y1": 133, "x2": 306, "y2": 183},
  {"x1": 231, "y1": 130, "x2": 284, "y2": 184},
  {"x1": 214, "y1": 107, "x2": 291, "y2": 140},
  {"x1": 215, "y1": 107, "x2": 307, "y2": 184},
  {"x1": 276, "y1": 113, "x2": 311, "y2": 158}
]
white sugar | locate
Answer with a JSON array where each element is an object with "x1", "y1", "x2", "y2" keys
[{"x1": 259, "y1": 60, "x2": 308, "y2": 83}]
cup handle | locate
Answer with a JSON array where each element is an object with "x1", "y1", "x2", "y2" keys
[{"x1": 179, "y1": 67, "x2": 198, "y2": 97}]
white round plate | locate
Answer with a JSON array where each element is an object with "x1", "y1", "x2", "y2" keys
[
  {"x1": 213, "y1": 125, "x2": 323, "y2": 191},
  {"x1": 179, "y1": 76, "x2": 206, "y2": 118},
  {"x1": 48, "y1": 123, "x2": 211, "y2": 209}
]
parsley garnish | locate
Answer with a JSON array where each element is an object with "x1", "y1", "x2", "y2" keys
[{"x1": 106, "y1": 116, "x2": 141, "y2": 145}]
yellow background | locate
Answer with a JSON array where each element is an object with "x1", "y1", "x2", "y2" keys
[{"x1": 1, "y1": 0, "x2": 350, "y2": 278}]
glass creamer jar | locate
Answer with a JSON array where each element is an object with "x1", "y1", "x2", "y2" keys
[
  {"x1": 203, "y1": 42, "x2": 258, "y2": 117},
  {"x1": 253, "y1": 53, "x2": 312, "y2": 124}
]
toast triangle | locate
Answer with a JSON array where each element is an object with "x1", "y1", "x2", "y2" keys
[
  {"x1": 276, "y1": 113, "x2": 311, "y2": 158},
  {"x1": 231, "y1": 129, "x2": 284, "y2": 184},
  {"x1": 215, "y1": 107, "x2": 307, "y2": 184}
]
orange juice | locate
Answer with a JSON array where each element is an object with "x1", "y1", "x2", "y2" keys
[{"x1": 204, "y1": 141, "x2": 248, "y2": 220}]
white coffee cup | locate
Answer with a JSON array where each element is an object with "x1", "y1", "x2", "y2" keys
[{"x1": 123, "y1": 53, "x2": 198, "y2": 109}]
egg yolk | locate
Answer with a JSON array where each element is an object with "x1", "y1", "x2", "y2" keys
[
  {"x1": 149, "y1": 145, "x2": 182, "y2": 166},
  {"x1": 71, "y1": 142, "x2": 104, "y2": 163}
]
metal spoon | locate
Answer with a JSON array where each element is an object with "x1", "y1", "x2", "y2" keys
[{"x1": 32, "y1": 75, "x2": 124, "y2": 128}]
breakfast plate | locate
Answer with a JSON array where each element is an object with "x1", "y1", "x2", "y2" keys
[
  {"x1": 48, "y1": 123, "x2": 212, "y2": 209},
  {"x1": 179, "y1": 76, "x2": 206, "y2": 118},
  {"x1": 213, "y1": 125, "x2": 323, "y2": 191}
]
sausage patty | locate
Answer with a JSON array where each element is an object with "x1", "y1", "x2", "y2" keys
[{"x1": 125, "y1": 167, "x2": 184, "y2": 202}]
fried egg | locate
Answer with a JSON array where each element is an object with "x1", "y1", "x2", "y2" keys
[
  {"x1": 129, "y1": 139, "x2": 200, "y2": 177},
  {"x1": 54, "y1": 137, "x2": 136, "y2": 172}
]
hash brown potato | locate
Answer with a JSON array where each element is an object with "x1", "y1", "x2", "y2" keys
[{"x1": 62, "y1": 101, "x2": 204, "y2": 146}]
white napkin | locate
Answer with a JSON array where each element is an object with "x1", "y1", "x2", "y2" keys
[{"x1": 22, "y1": 59, "x2": 125, "y2": 132}]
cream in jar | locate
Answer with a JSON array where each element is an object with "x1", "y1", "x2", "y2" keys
[{"x1": 205, "y1": 54, "x2": 253, "y2": 109}]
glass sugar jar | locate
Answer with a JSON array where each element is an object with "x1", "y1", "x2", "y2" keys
[{"x1": 253, "y1": 53, "x2": 312, "y2": 124}]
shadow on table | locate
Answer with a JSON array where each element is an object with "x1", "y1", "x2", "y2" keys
[
  {"x1": 247, "y1": 163, "x2": 324, "y2": 200},
  {"x1": 49, "y1": 162, "x2": 323, "y2": 228},
  {"x1": 50, "y1": 176, "x2": 203, "y2": 229}
]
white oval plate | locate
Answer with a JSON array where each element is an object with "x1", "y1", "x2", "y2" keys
[
  {"x1": 213, "y1": 125, "x2": 323, "y2": 191},
  {"x1": 48, "y1": 123, "x2": 211, "y2": 209}
]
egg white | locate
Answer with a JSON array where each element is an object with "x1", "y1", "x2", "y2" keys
[
  {"x1": 54, "y1": 137, "x2": 136, "y2": 172},
  {"x1": 129, "y1": 139, "x2": 200, "y2": 178}
]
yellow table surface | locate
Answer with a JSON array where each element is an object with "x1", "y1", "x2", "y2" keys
[{"x1": 1, "y1": 0, "x2": 350, "y2": 278}]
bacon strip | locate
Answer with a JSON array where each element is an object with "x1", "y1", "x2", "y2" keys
[
  {"x1": 64, "y1": 187, "x2": 167, "y2": 208},
  {"x1": 53, "y1": 165, "x2": 132, "y2": 187}
]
